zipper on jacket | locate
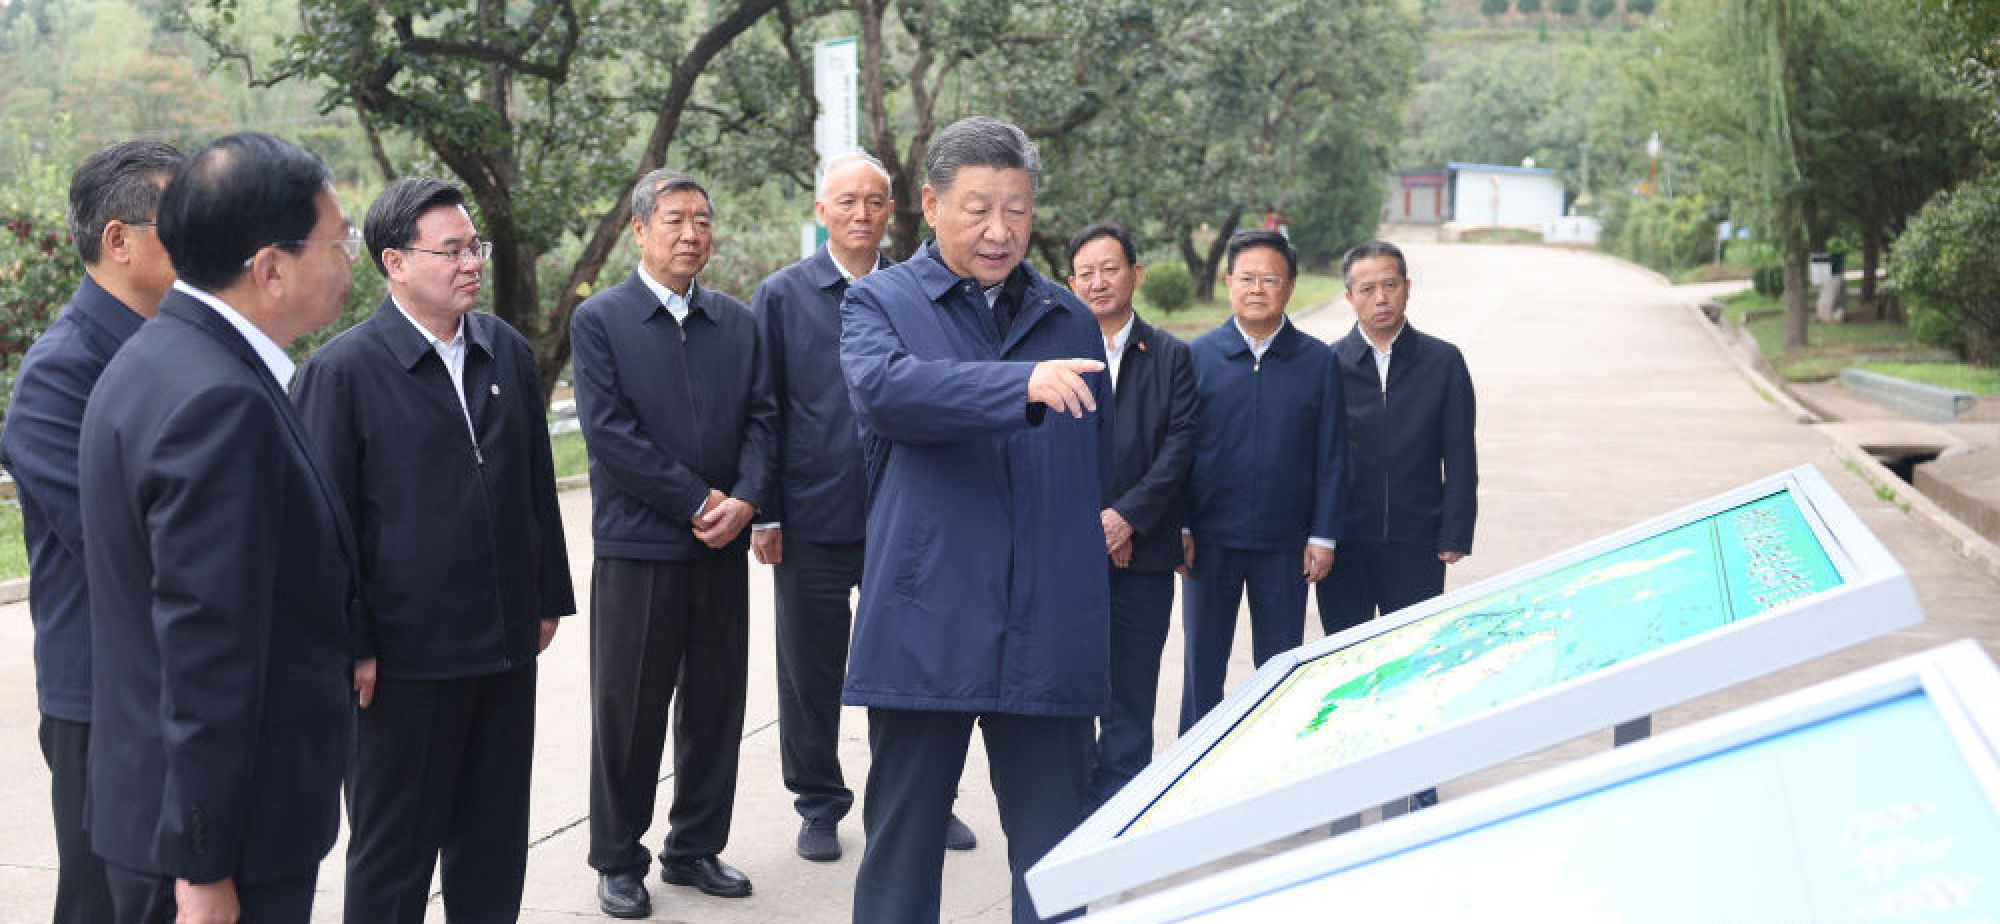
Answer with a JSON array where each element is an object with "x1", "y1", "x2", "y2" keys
[{"x1": 1381, "y1": 378, "x2": 1391, "y2": 540}]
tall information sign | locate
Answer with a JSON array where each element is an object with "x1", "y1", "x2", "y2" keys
[{"x1": 804, "y1": 36, "x2": 859, "y2": 257}]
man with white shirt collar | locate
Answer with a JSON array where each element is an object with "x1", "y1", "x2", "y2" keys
[
  {"x1": 1322, "y1": 240, "x2": 1474, "y2": 814},
  {"x1": 1065, "y1": 221, "x2": 1197, "y2": 809},
  {"x1": 570, "y1": 168, "x2": 776, "y2": 918},
  {"x1": 77, "y1": 131, "x2": 361, "y2": 923},
  {"x1": 1180, "y1": 230, "x2": 1346, "y2": 733},
  {"x1": 1322, "y1": 241, "x2": 1476, "y2": 647},
  {"x1": 291, "y1": 176, "x2": 575, "y2": 921},
  {"x1": 748, "y1": 152, "x2": 981, "y2": 864}
]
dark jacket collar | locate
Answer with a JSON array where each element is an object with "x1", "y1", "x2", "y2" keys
[
  {"x1": 70, "y1": 273, "x2": 147, "y2": 343},
  {"x1": 626, "y1": 269, "x2": 714, "y2": 324},
  {"x1": 157, "y1": 288, "x2": 273, "y2": 378},
  {"x1": 370, "y1": 297, "x2": 494, "y2": 372},
  {"x1": 1212, "y1": 315, "x2": 1303, "y2": 359},
  {"x1": 910, "y1": 240, "x2": 1035, "y2": 304},
  {"x1": 1335, "y1": 321, "x2": 1422, "y2": 364},
  {"x1": 810, "y1": 246, "x2": 887, "y2": 291}
]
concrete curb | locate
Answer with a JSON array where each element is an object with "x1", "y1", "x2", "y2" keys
[
  {"x1": 1684, "y1": 298, "x2": 2000, "y2": 585},
  {"x1": 0, "y1": 578, "x2": 26, "y2": 605},
  {"x1": 1682, "y1": 300, "x2": 1820, "y2": 424}
]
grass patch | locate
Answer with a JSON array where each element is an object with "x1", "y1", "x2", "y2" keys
[
  {"x1": 1717, "y1": 290, "x2": 1961, "y2": 383},
  {"x1": 551, "y1": 430, "x2": 589, "y2": 481},
  {"x1": 1144, "y1": 273, "x2": 1345, "y2": 340},
  {"x1": 1855, "y1": 361, "x2": 2000, "y2": 395},
  {"x1": 0, "y1": 503, "x2": 24, "y2": 581}
]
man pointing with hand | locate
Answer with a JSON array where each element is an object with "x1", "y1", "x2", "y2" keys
[{"x1": 839, "y1": 115, "x2": 1113, "y2": 924}]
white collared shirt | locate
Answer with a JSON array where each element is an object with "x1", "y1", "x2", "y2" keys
[
  {"x1": 394, "y1": 298, "x2": 478, "y2": 446},
  {"x1": 1104, "y1": 313, "x2": 1136, "y2": 391},
  {"x1": 1233, "y1": 315, "x2": 1289, "y2": 363},
  {"x1": 637, "y1": 264, "x2": 692, "y2": 324},
  {"x1": 830, "y1": 248, "x2": 885, "y2": 284},
  {"x1": 1369, "y1": 323, "x2": 1406, "y2": 392},
  {"x1": 173, "y1": 280, "x2": 296, "y2": 392}
]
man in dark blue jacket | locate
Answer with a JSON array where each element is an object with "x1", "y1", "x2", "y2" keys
[
  {"x1": 1320, "y1": 240, "x2": 1476, "y2": 635},
  {"x1": 1066, "y1": 221, "x2": 1198, "y2": 809},
  {"x1": 78, "y1": 132, "x2": 360, "y2": 923},
  {"x1": 0, "y1": 141, "x2": 182, "y2": 924},
  {"x1": 0, "y1": 139, "x2": 182, "y2": 924},
  {"x1": 571, "y1": 169, "x2": 776, "y2": 919},
  {"x1": 840, "y1": 116, "x2": 1112, "y2": 924},
  {"x1": 292, "y1": 177, "x2": 575, "y2": 921},
  {"x1": 750, "y1": 152, "x2": 977, "y2": 863},
  {"x1": 1181, "y1": 231, "x2": 1345, "y2": 733}
]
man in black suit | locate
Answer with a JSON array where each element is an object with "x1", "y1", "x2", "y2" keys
[
  {"x1": 292, "y1": 176, "x2": 575, "y2": 922},
  {"x1": 749, "y1": 152, "x2": 978, "y2": 863},
  {"x1": 571, "y1": 169, "x2": 776, "y2": 919},
  {"x1": 1322, "y1": 240, "x2": 1476, "y2": 811},
  {"x1": 0, "y1": 140, "x2": 183, "y2": 924},
  {"x1": 1065, "y1": 222, "x2": 1197, "y2": 810},
  {"x1": 76, "y1": 132, "x2": 359, "y2": 923}
]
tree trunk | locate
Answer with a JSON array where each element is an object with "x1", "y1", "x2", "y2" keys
[
  {"x1": 1782, "y1": 224, "x2": 1810, "y2": 351},
  {"x1": 1190, "y1": 211, "x2": 1242, "y2": 303},
  {"x1": 1860, "y1": 229, "x2": 1880, "y2": 311}
]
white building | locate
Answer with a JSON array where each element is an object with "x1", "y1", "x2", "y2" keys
[{"x1": 1445, "y1": 161, "x2": 1565, "y2": 230}]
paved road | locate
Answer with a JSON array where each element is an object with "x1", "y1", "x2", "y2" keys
[{"x1": 0, "y1": 242, "x2": 1991, "y2": 922}]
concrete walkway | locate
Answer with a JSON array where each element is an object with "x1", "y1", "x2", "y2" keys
[{"x1": 0, "y1": 241, "x2": 1992, "y2": 922}]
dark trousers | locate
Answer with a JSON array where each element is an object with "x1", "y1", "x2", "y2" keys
[
  {"x1": 344, "y1": 661, "x2": 538, "y2": 923},
  {"x1": 105, "y1": 864, "x2": 314, "y2": 924},
  {"x1": 1181, "y1": 546, "x2": 1306, "y2": 732},
  {"x1": 772, "y1": 538, "x2": 864, "y2": 823},
  {"x1": 40, "y1": 716, "x2": 112, "y2": 924},
  {"x1": 1087, "y1": 569, "x2": 1175, "y2": 808},
  {"x1": 1316, "y1": 540, "x2": 1446, "y2": 637},
  {"x1": 855, "y1": 709, "x2": 1090, "y2": 924},
  {"x1": 588, "y1": 554, "x2": 749, "y2": 875}
]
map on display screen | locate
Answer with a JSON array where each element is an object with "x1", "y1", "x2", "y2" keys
[{"x1": 1126, "y1": 487, "x2": 1844, "y2": 835}]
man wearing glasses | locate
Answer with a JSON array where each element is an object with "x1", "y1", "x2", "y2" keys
[
  {"x1": 292, "y1": 176, "x2": 574, "y2": 921},
  {"x1": 1179, "y1": 230, "x2": 1346, "y2": 732},
  {"x1": 78, "y1": 132, "x2": 361, "y2": 922},
  {"x1": 1, "y1": 139, "x2": 183, "y2": 924}
]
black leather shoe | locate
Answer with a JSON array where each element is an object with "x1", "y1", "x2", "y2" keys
[
  {"x1": 797, "y1": 818, "x2": 841, "y2": 862},
  {"x1": 660, "y1": 855, "x2": 753, "y2": 898},
  {"x1": 945, "y1": 813, "x2": 978, "y2": 851},
  {"x1": 597, "y1": 871, "x2": 652, "y2": 919}
]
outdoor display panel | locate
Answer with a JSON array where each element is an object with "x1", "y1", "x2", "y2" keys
[
  {"x1": 1027, "y1": 464, "x2": 1925, "y2": 916},
  {"x1": 1086, "y1": 639, "x2": 2000, "y2": 923}
]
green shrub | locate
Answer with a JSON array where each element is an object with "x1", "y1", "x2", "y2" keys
[
  {"x1": 1752, "y1": 265, "x2": 1784, "y2": 297},
  {"x1": 1892, "y1": 170, "x2": 2000, "y2": 365},
  {"x1": 1481, "y1": 0, "x2": 1511, "y2": 16},
  {"x1": 1605, "y1": 192, "x2": 1715, "y2": 274},
  {"x1": 1552, "y1": 0, "x2": 1581, "y2": 14},
  {"x1": 0, "y1": 214, "x2": 83, "y2": 422},
  {"x1": 1141, "y1": 261, "x2": 1195, "y2": 313},
  {"x1": 1589, "y1": 0, "x2": 1616, "y2": 18}
]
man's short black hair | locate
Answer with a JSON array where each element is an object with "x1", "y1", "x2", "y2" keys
[
  {"x1": 68, "y1": 141, "x2": 184, "y2": 265},
  {"x1": 364, "y1": 177, "x2": 467, "y2": 276},
  {"x1": 158, "y1": 132, "x2": 333, "y2": 292},
  {"x1": 924, "y1": 116, "x2": 1042, "y2": 195},
  {"x1": 1341, "y1": 240, "x2": 1408, "y2": 287},
  {"x1": 1067, "y1": 221, "x2": 1138, "y2": 271},
  {"x1": 1225, "y1": 230, "x2": 1297, "y2": 279}
]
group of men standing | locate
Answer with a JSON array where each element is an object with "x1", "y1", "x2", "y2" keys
[{"x1": 0, "y1": 113, "x2": 1475, "y2": 924}]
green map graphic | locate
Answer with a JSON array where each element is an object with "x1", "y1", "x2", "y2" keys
[{"x1": 1126, "y1": 489, "x2": 1844, "y2": 835}]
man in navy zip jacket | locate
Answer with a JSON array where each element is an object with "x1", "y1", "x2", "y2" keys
[
  {"x1": 571, "y1": 169, "x2": 776, "y2": 919},
  {"x1": 79, "y1": 132, "x2": 360, "y2": 923},
  {"x1": 1180, "y1": 230, "x2": 1345, "y2": 733},
  {"x1": 292, "y1": 177, "x2": 574, "y2": 921},
  {"x1": 0, "y1": 140, "x2": 182, "y2": 924},
  {"x1": 840, "y1": 116, "x2": 1112, "y2": 924}
]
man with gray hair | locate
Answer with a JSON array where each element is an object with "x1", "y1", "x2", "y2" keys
[
  {"x1": 840, "y1": 115, "x2": 1112, "y2": 922},
  {"x1": 0, "y1": 139, "x2": 183, "y2": 924},
  {"x1": 748, "y1": 151, "x2": 977, "y2": 863},
  {"x1": 570, "y1": 169, "x2": 775, "y2": 918}
]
